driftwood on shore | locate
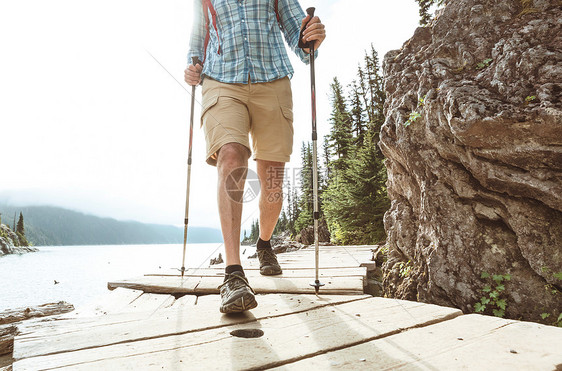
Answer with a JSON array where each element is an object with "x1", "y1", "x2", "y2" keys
[
  {"x1": 0, "y1": 302, "x2": 74, "y2": 326},
  {"x1": 0, "y1": 302, "x2": 74, "y2": 358}
]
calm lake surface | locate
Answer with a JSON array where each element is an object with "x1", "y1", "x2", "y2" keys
[{"x1": 0, "y1": 243, "x2": 256, "y2": 311}]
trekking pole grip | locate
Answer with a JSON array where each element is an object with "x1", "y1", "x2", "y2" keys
[
  {"x1": 306, "y1": 8, "x2": 316, "y2": 51},
  {"x1": 192, "y1": 56, "x2": 201, "y2": 66}
]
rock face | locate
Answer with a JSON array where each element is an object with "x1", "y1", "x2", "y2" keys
[
  {"x1": 295, "y1": 220, "x2": 331, "y2": 245},
  {"x1": 380, "y1": 0, "x2": 562, "y2": 322},
  {"x1": 0, "y1": 224, "x2": 37, "y2": 256}
]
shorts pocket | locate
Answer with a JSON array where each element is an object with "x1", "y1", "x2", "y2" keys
[
  {"x1": 200, "y1": 94, "x2": 219, "y2": 127},
  {"x1": 280, "y1": 105, "x2": 293, "y2": 123},
  {"x1": 280, "y1": 105, "x2": 294, "y2": 135}
]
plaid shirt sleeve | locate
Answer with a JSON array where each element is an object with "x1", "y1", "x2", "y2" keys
[
  {"x1": 187, "y1": 0, "x2": 205, "y2": 64},
  {"x1": 277, "y1": 0, "x2": 316, "y2": 64},
  {"x1": 187, "y1": 0, "x2": 317, "y2": 84}
]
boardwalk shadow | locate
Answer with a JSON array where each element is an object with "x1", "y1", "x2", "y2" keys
[{"x1": 262, "y1": 277, "x2": 438, "y2": 370}]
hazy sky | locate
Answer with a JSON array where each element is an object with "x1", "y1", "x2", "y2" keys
[{"x1": 0, "y1": 0, "x2": 420, "y2": 231}]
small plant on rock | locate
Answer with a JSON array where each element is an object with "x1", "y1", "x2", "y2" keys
[
  {"x1": 538, "y1": 269, "x2": 562, "y2": 327},
  {"x1": 404, "y1": 112, "x2": 422, "y2": 127},
  {"x1": 475, "y1": 58, "x2": 493, "y2": 70},
  {"x1": 474, "y1": 272, "x2": 510, "y2": 318},
  {"x1": 540, "y1": 312, "x2": 562, "y2": 327},
  {"x1": 397, "y1": 260, "x2": 413, "y2": 278}
]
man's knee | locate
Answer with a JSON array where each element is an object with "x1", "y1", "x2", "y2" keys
[{"x1": 217, "y1": 143, "x2": 249, "y2": 173}]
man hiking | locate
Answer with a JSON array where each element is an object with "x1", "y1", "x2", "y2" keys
[{"x1": 184, "y1": 0, "x2": 326, "y2": 314}]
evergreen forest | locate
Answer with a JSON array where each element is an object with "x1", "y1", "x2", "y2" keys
[{"x1": 245, "y1": 45, "x2": 389, "y2": 245}]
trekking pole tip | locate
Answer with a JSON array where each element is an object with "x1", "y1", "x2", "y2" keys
[
  {"x1": 306, "y1": 7, "x2": 315, "y2": 17},
  {"x1": 310, "y1": 280, "x2": 325, "y2": 294}
]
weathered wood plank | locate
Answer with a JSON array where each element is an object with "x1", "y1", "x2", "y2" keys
[
  {"x1": 65, "y1": 288, "x2": 143, "y2": 318},
  {"x1": 277, "y1": 314, "x2": 562, "y2": 370},
  {"x1": 145, "y1": 267, "x2": 367, "y2": 278},
  {"x1": 107, "y1": 276, "x2": 200, "y2": 294},
  {"x1": 125, "y1": 293, "x2": 175, "y2": 313},
  {"x1": 108, "y1": 275, "x2": 364, "y2": 295},
  {"x1": 169, "y1": 295, "x2": 197, "y2": 309},
  {"x1": 0, "y1": 325, "x2": 17, "y2": 356},
  {"x1": 12, "y1": 298, "x2": 462, "y2": 370},
  {"x1": 0, "y1": 354, "x2": 13, "y2": 370},
  {"x1": 14, "y1": 294, "x2": 370, "y2": 360},
  {"x1": 0, "y1": 302, "x2": 74, "y2": 325}
]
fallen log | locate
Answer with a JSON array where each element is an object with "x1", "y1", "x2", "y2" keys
[
  {"x1": 0, "y1": 302, "x2": 74, "y2": 326},
  {"x1": 0, "y1": 325, "x2": 17, "y2": 356}
]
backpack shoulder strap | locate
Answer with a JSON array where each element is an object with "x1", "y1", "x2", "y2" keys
[
  {"x1": 202, "y1": 0, "x2": 221, "y2": 63},
  {"x1": 274, "y1": 0, "x2": 283, "y2": 31}
]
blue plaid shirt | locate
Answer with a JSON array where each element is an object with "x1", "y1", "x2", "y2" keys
[{"x1": 188, "y1": 0, "x2": 314, "y2": 84}]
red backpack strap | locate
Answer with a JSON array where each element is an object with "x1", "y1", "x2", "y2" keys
[
  {"x1": 202, "y1": 0, "x2": 221, "y2": 63},
  {"x1": 274, "y1": 0, "x2": 283, "y2": 31}
]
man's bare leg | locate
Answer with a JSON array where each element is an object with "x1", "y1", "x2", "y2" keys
[
  {"x1": 216, "y1": 143, "x2": 250, "y2": 266},
  {"x1": 255, "y1": 159, "x2": 285, "y2": 275},
  {"x1": 257, "y1": 160, "x2": 285, "y2": 240},
  {"x1": 216, "y1": 143, "x2": 257, "y2": 314}
]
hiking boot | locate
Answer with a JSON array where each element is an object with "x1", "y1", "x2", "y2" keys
[
  {"x1": 257, "y1": 248, "x2": 283, "y2": 276},
  {"x1": 218, "y1": 271, "x2": 257, "y2": 313}
]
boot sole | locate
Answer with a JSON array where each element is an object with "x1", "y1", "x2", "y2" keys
[
  {"x1": 220, "y1": 292, "x2": 258, "y2": 314},
  {"x1": 260, "y1": 266, "x2": 283, "y2": 276}
]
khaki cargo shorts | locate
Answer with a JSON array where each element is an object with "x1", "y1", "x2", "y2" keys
[{"x1": 200, "y1": 77, "x2": 294, "y2": 166}]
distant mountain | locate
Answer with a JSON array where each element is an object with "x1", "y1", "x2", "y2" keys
[{"x1": 0, "y1": 204, "x2": 222, "y2": 246}]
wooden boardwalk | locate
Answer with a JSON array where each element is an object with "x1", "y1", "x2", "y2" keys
[{"x1": 11, "y1": 245, "x2": 562, "y2": 370}]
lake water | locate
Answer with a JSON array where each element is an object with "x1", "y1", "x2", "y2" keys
[{"x1": 0, "y1": 243, "x2": 256, "y2": 311}]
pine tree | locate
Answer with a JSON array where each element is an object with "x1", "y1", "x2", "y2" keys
[
  {"x1": 283, "y1": 181, "x2": 300, "y2": 237},
  {"x1": 246, "y1": 219, "x2": 260, "y2": 243},
  {"x1": 415, "y1": 0, "x2": 446, "y2": 25},
  {"x1": 295, "y1": 143, "x2": 313, "y2": 233},
  {"x1": 326, "y1": 78, "x2": 354, "y2": 172},
  {"x1": 323, "y1": 45, "x2": 390, "y2": 245},
  {"x1": 289, "y1": 184, "x2": 300, "y2": 236},
  {"x1": 349, "y1": 79, "x2": 367, "y2": 146},
  {"x1": 273, "y1": 210, "x2": 289, "y2": 235},
  {"x1": 16, "y1": 212, "x2": 24, "y2": 235},
  {"x1": 16, "y1": 212, "x2": 29, "y2": 246}
]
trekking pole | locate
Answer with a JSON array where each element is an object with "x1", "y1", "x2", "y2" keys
[
  {"x1": 181, "y1": 56, "x2": 202, "y2": 277},
  {"x1": 304, "y1": 7, "x2": 324, "y2": 294}
]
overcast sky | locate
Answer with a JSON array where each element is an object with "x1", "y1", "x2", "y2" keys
[{"x1": 0, "y1": 0, "x2": 420, "y2": 232}]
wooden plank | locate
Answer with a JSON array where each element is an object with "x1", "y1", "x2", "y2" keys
[
  {"x1": 66, "y1": 288, "x2": 143, "y2": 317},
  {"x1": 12, "y1": 298, "x2": 462, "y2": 370},
  {"x1": 107, "y1": 276, "x2": 200, "y2": 294},
  {"x1": 125, "y1": 293, "x2": 175, "y2": 313},
  {"x1": 277, "y1": 314, "x2": 562, "y2": 370},
  {"x1": 0, "y1": 354, "x2": 12, "y2": 370},
  {"x1": 108, "y1": 275, "x2": 365, "y2": 295},
  {"x1": 169, "y1": 295, "x2": 197, "y2": 309},
  {"x1": 0, "y1": 325, "x2": 17, "y2": 356},
  {"x1": 145, "y1": 267, "x2": 367, "y2": 278},
  {"x1": 14, "y1": 294, "x2": 370, "y2": 360}
]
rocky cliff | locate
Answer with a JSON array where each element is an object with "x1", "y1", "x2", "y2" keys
[
  {"x1": 380, "y1": 0, "x2": 561, "y2": 322},
  {"x1": 0, "y1": 224, "x2": 37, "y2": 256}
]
